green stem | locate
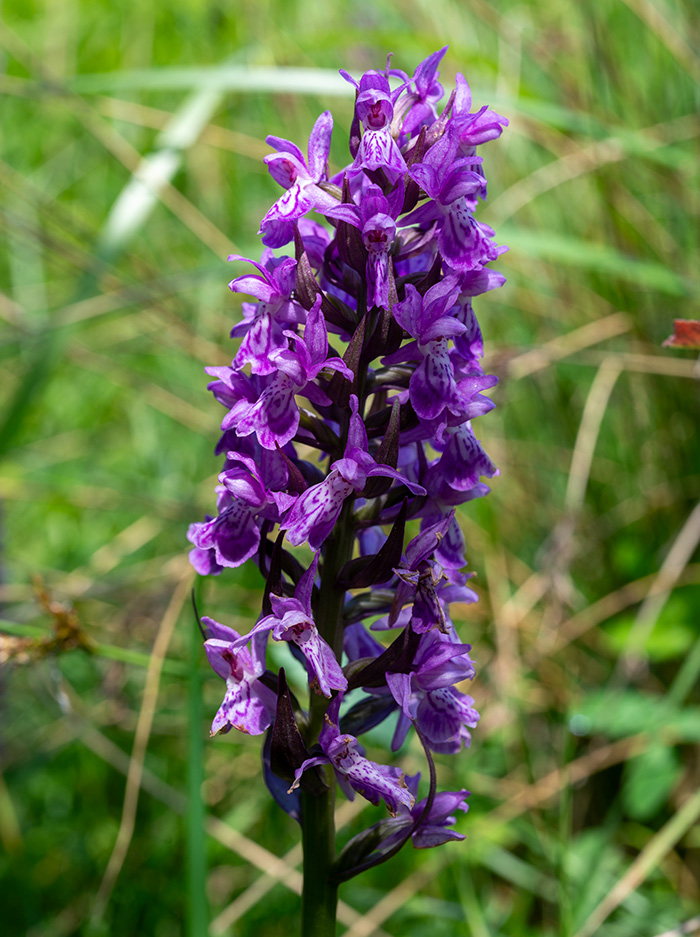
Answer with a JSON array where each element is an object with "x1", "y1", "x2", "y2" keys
[
  {"x1": 315, "y1": 498, "x2": 355, "y2": 659},
  {"x1": 301, "y1": 497, "x2": 355, "y2": 936},
  {"x1": 301, "y1": 781, "x2": 337, "y2": 937}
]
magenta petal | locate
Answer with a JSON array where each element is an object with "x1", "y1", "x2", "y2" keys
[
  {"x1": 236, "y1": 375, "x2": 299, "y2": 449},
  {"x1": 265, "y1": 134, "x2": 306, "y2": 165},
  {"x1": 264, "y1": 151, "x2": 308, "y2": 189},
  {"x1": 211, "y1": 682, "x2": 272, "y2": 736},
  {"x1": 296, "y1": 552, "x2": 320, "y2": 614},
  {"x1": 454, "y1": 72, "x2": 472, "y2": 114},
  {"x1": 307, "y1": 110, "x2": 333, "y2": 178},
  {"x1": 233, "y1": 315, "x2": 280, "y2": 375},
  {"x1": 438, "y1": 202, "x2": 501, "y2": 272},
  {"x1": 412, "y1": 827, "x2": 465, "y2": 848},
  {"x1": 262, "y1": 182, "x2": 315, "y2": 223},
  {"x1": 291, "y1": 754, "x2": 331, "y2": 790},
  {"x1": 194, "y1": 503, "x2": 261, "y2": 568},
  {"x1": 259, "y1": 218, "x2": 295, "y2": 249},
  {"x1": 409, "y1": 348, "x2": 459, "y2": 421},
  {"x1": 303, "y1": 297, "x2": 328, "y2": 369},
  {"x1": 189, "y1": 546, "x2": 223, "y2": 576},
  {"x1": 324, "y1": 730, "x2": 414, "y2": 814},
  {"x1": 355, "y1": 130, "x2": 407, "y2": 175},
  {"x1": 366, "y1": 463, "x2": 426, "y2": 495},
  {"x1": 298, "y1": 632, "x2": 348, "y2": 696},
  {"x1": 437, "y1": 427, "x2": 498, "y2": 491},
  {"x1": 417, "y1": 688, "x2": 479, "y2": 745},
  {"x1": 386, "y1": 671, "x2": 412, "y2": 716},
  {"x1": 421, "y1": 318, "x2": 466, "y2": 342},
  {"x1": 392, "y1": 284, "x2": 423, "y2": 337},
  {"x1": 228, "y1": 273, "x2": 276, "y2": 302},
  {"x1": 435, "y1": 516, "x2": 467, "y2": 570},
  {"x1": 282, "y1": 472, "x2": 353, "y2": 548},
  {"x1": 413, "y1": 46, "x2": 447, "y2": 95}
]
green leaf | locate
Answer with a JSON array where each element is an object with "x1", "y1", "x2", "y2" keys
[
  {"x1": 500, "y1": 228, "x2": 696, "y2": 296},
  {"x1": 570, "y1": 689, "x2": 700, "y2": 741},
  {"x1": 603, "y1": 602, "x2": 696, "y2": 662},
  {"x1": 622, "y1": 743, "x2": 682, "y2": 821}
]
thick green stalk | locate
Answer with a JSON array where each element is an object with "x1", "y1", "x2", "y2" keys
[
  {"x1": 301, "y1": 771, "x2": 337, "y2": 936},
  {"x1": 315, "y1": 498, "x2": 356, "y2": 659},
  {"x1": 301, "y1": 497, "x2": 355, "y2": 936}
]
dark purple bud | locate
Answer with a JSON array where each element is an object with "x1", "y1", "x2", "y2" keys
[
  {"x1": 365, "y1": 367, "x2": 414, "y2": 401},
  {"x1": 336, "y1": 176, "x2": 368, "y2": 276},
  {"x1": 270, "y1": 668, "x2": 328, "y2": 796},
  {"x1": 364, "y1": 398, "x2": 401, "y2": 497},
  {"x1": 364, "y1": 298, "x2": 404, "y2": 360},
  {"x1": 321, "y1": 292, "x2": 359, "y2": 333},
  {"x1": 293, "y1": 225, "x2": 322, "y2": 311},
  {"x1": 258, "y1": 535, "x2": 306, "y2": 594},
  {"x1": 337, "y1": 498, "x2": 407, "y2": 588},
  {"x1": 262, "y1": 728, "x2": 301, "y2": 822},
  {"x1": 325, "y1": 314, "x2": 367, "y2": 409},
  {"x1": 274, "y1": 442, "x2": 308, "y2": 495},
  {"x1": 347, "y1": 624, "x2": 421, "y2": 691},
  {"x1": 413, "y1": 253, "x2": 444, "y2": 296}
]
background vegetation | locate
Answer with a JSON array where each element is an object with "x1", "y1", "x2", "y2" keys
[{"x1": 1, "y1": 1, "x2": 699, "y2": 935}]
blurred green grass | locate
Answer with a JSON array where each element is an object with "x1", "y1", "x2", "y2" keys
[{"x1": 1, "y1": 1, "x2": 699, "y2": 935}]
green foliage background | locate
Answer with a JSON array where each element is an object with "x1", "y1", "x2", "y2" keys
[{"x1": 1, "y1": 1, "x2": 699, "y2": 935}]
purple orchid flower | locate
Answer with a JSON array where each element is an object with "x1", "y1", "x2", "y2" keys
[
  {"x1": 187, "y1": 454, "x2": 281, "y2": 570},
  {"x1": 386, "y1": 629, "x2": 475, "y2": 703},
  {"x1": 204, "y1": 366, "x2": 266, "y2": 439},
  {"x1": 214, "y1": 430, "x2": 292, "y2": 490},
  {"x1": 379, "y1": 774, "x2": 469, "y2": 849},
  {"x1": 385, "y1": 278, "x2": 498, "y2": 432},
  {"x1": 232, "y1": 553, "x2": 347, "y2": 697},
  {"x1": 189, "y1": 50, "x2": 510, "y2": 887},
  {"x1": 417, "y1": 436, "x2": 494, "y2": 570},
  {"x1": 412, "y1": 686, "x2": 480, "y2": 754},
  {"x1": 451, "y1": 296, "x2": 485, "y2": 373},
  {"x1": 259, "y1": 110, "x2": 340, "y2": 248},
  {"x1": 340, "y1": 69, "x2": 409, "y2": 178},
  {"x1": 402, "y1": 127, "x2": 506, "y2": 272},
  {"x1": 188, "y1": 519, "x2": 224, "y2": 576},
  {"x1": 201, "y1": 617, "x2": 277, "y2": 736},
  {"x1": 428, "y1": 422, "x2": 498, "y2": 493},
  {"x1": 231, "y1": 296, "x2": 353, "y2": 449},
  {"x1": 370, "y1": 573, "x2": 479, "y2": 639},
  {"x1": 326, "y1": 181, "x2": 404, "y2": 308},
  {"x1": 281, "y1": 396, "x2": 426, "y2": 549},
  {"x1": 228, "y1": 251, "x2": 307, "y2": 374},
  {"x1": 452, "y1": 73, "x2": 509, "y2": 150},
  {"x1": 387, "y1": 630, "x2": 480, "y2": 754},
  {"x1": 384, "y1": 515, "x2": 455, "y2": 633},
  {"x1": 291, "y1": 697, "x2": 415, "y2": 815},
  {"x1": 446, "y1": 267, "x2": 505, "y2": 370},
  {"x1": 394, "y1": 47, "x2": 448, "y2": 137}
]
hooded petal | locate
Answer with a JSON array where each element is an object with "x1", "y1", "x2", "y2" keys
[{"x1": 307, "y1": 110, "x2": 333, "y2": 178}]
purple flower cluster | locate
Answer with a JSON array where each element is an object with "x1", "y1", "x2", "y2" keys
[{"x1": 190, "y1": 48, "x2": 506, "y2": 864}]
